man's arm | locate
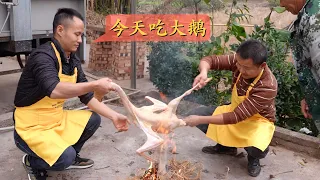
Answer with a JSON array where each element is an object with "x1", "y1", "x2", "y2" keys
[
  {"x1": 31, "y1": 53, "x2": 99, "y2": 99},
  {"x1": 200, "y1": 54, "x2": 237, "y2": 72},
  {"x1": 193, "y1": 54, "x2": 238, "y2": 89},
  {"x1": 50, "y1": 81, "x2": 97, "y2": 99},
  {"x1": 185, "y1": 80, "x2": 277, "y2": 126},
  {"x1": 221, "y1": 85, "x2": 277, "y2": 124}
]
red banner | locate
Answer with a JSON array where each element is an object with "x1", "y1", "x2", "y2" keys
[{"x1": 94, "y1": 14, "x2": 211, "y2": 42}]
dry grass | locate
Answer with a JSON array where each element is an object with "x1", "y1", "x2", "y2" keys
[{"x1": 127, "y1": 158, "x2": 203, "y2": 180}]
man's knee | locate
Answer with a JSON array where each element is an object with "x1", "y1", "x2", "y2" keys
[
  {"x1": 196, "y1": 124, "x2": 209, "y2": 134},
  {"x1": 53, "y1": 146, "x2": 76, "y2": 170},
  {"x1": 245, "y1": 146, "x2": 269, "y2": 159},
  {"x1": 87, "y1": 112, "x2": 101, "y2": 131}
]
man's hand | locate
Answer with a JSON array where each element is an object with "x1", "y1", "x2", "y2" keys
[
  {"x1": 112, "y1": 113, "x2": 130, "y2": 132},
  {"x1": 184, "y1": 115, "x2": 201, "y2": 127},
  {"x1": 193, "y1": 72, "x2": 208, "y2": 90},
  {"x1": 301, "y1": 99, "x2": 312, "y2": 119},
  {"x1": 94, "y1": 77, "x2": 114, "y2": 95}
]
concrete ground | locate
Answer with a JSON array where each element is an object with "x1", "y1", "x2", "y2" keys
[
  {"x1": 1, "y1": 44, "x2": 319, "y2": 180},
  {"x1": 0, "y1": 56, "x2": 22, "y2": 114},
  {"x1": 0, "y1": 104, "x2": 319, "y2": 180}
]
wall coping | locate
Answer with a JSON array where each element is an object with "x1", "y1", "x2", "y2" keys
[{"x1": 87, "y1": 24, "x2": 105, "y2": 33}]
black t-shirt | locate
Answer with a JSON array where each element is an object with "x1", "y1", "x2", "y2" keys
[{"x1": 14, "y1": 38, "x2": 94, "y2": 107}]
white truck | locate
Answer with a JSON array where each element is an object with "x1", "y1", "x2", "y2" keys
[{"x1": 0, "y1": 0, "x2": 86, "y2": 75}]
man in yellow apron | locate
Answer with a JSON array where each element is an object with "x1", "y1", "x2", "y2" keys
[
  {"x1": 13, "y1": 8, "x2": 129, "y2": 180},
  {"x1": 184, "y1": 40, "x2": 277, "y2": 177}
]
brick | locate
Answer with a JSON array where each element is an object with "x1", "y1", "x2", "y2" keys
[
  {"x1": 124, "y1": 63, "x2": 131, "y2": 67},
  {"x1": 118, "y1": 69, "x2": 125, "y2": 74},
  {"x1": 102, "y1": 44, "x2": 111, "y2": 48},
  {"x1": 118, "y1": 62, "x2": 125, "y2": 67},
  {"x1": 95, "y1": 44, "x2": 103, "y2": 49}
]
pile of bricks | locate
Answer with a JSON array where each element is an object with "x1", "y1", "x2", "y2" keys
[{"x1": 88, "y1": 27, "x2": 147, "y2": 80}]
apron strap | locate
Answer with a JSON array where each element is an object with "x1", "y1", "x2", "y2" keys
[
  {"x1": 246, "y1": 69, "x2": 264, "y2": 96},
  {"x1": 235, "y1": 69, "x2": 265, "y2": 97},
  {"x1": 51, "y1": 42, "x2": 63, "y2": 76}
]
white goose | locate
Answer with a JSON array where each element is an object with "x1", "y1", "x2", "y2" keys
[{"x1": 96, "y1": 78, "x2": 212, "y2": 162}]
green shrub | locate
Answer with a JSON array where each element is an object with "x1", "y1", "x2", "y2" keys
[
  {"x1": 147, "y1": 42, "x2": 193, "y2": 98},
  {"x1": 147, "y1": 41, "x2": 231, "y2": 106}
]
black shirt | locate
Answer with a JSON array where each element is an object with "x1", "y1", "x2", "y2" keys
[{"x1": 14, "y1": 38, "x2": 94, "y2": 107}]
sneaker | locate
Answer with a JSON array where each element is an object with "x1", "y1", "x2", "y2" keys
[
  {"x1": 247, "y1": 155, "x2": 261, "y2": 177},
  {"x1": 65, "y1": 154, "x2": 94, "y2": 169},
  {"x1": 202, "y1": 144, "x2": 237, "y2": 156},
  {"x1": 22, "y1": 154, "x2": 48, "y2": 180}
]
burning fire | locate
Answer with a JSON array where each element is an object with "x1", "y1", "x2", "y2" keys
[
  {"x1": 139, "y1": 92, "x2": 202, "y2": 179},
  {"x1": 142, "y1": 161, "x2": 159, "y2": 180},
  {"x1": 159, "y1": 92, "x2": 168, "y2": 102},
  {"x1": 141, "y1": 132, "x2": 178, "y2": 179}
]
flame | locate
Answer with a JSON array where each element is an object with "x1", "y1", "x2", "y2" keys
[
  {"x1": 170, "y1": 133, "x2": 177, "y2": 154},
  {"x1": 171, "y1": 140, "x2": 177, "y2": 154},
  {"x1": 148, "y1": 161, "x2": 153, "y2": 169},
  {"x1": 159, "y1": 92, "x2": 168, "y2": 102},
  {"x1": 153, "y1": 122, "x2": 170, "y2": 134},
  {"x1": 142, "y1": 161, "x2": 159, "y2": 180}
]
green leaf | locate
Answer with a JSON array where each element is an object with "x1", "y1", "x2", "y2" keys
[
  {"x1": 254, "y1": 24, "x2": 262, "y2": 32},
  {"x1": 243, "y1": 5, "x2": 250, "y2": 13},
  {"x1": 273, "y1": 6, "x2": 287, "y2": 13},
  {"x1": 225, "y1": 35, "x2": 230, "y2": 42},
  {"x1": 232, "y1": 24, "x2": 247, "y2": 38},
  {"x1": 275, "y1": 29, "x2": 291, "y2": 42},
  {"x1": 238, "y1": 8, "x2": 244, "y2": 16},
  {"x1": 233, "y1": 13, "x2": 248, "y2": 18},
  {"x1": 232, "y1": 0, "x2": 237, "y2": 6},
  {"x1": 210, "y1": 35, "x2": 216, "y2": 42},
  {"x1": 216, "y1": 36, "x2": 222, "y2": 45},
  {"x1": 203, "y1": 0, "x2": 211, "y2": 5}
]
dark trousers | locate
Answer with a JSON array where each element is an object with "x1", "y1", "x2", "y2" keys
[
  {"x1": 14, "y1": 112, "x2": 101, "y2": 171},
  {"x1": 186, "y1": 106, "x2": 269, "y2": 159}
]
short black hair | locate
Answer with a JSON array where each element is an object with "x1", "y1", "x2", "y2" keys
[
  {"x1": 236, "y1": 39, "x2": 267, "y2": 65},
  {"x1": 53, "y1": 8, "x2": 84, "y2": 34}
]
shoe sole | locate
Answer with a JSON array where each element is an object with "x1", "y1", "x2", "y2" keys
[
  {"x1": 65, "y1": 163, "x2": 94, "y2": 170},
  {"x1": 22, "y1": 154, "x2": 32, "y2": 180},
  {"x1": 202, "y1": 149, "x2": 237, "y2": 156},
  {"x1": 248, "y1": 168, "x2": 261, "y2": 177}
]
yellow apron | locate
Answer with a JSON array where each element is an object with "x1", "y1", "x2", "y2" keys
[
  {"x1": 206, "y1": 69, "x2": 275, "y2": 151},
  {"x1": 15, "y1": 42, "x2": 92, "y2": 166}
]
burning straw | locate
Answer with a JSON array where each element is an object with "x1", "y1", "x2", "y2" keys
[{"x1": 128, "y1": 158, "x2": 203, "y2": 180}]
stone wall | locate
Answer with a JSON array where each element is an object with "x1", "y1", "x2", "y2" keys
[{"x1": 88, "y1": 25, "x2": 147, "y2": 80}]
